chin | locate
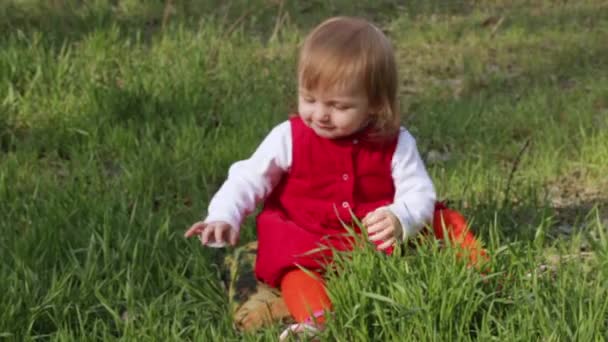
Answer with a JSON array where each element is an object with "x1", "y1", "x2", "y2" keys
[{"x1": 312, "y1": 127, "x2": 342, "y2": 139}]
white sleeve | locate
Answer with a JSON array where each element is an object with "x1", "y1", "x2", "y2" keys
[
  {"x1": 386, "y1": 128, "x2": 436, "y2": 239},
  {"x1": 203, "y1": 121, "x2": 292, "y2": 231}
]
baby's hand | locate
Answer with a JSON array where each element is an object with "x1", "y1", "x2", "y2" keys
[
  {"x1": 184, "y1": 221, "x2": 239, "y2": 247},
  {"x1": 362, "y1": 208, "x2": 403, "y2": 250}
]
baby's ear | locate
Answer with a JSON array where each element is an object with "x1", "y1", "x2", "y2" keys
[
  {"x1": 369, "y1": 107, "x2": 384, "y2": 120},
  {"x1": 364, "y1": 111, "x2": 378, "y2": 125}
]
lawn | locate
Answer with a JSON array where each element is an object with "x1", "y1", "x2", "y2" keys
[{"x1": 1, "y1": 0, "x2": 607, "y2": 340}]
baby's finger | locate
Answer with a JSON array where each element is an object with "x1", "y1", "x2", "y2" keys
[
  {"x1": 377, "y1": 237, "x2": 395, "y2": 251},
  {"x1": 366, "y1": 217, "x2": 389, "y2": 234},
  {"x1": 366, "y1": 224, "x2": 380, "y2": 236},
  {"x1": 368, "y1": 227, "x2": 393, "y2": 242},
  {"x1": 228, "y1": 228, "x2": 239, "y2": 246},
  {"x1": 363, "y1": 212, "x2": 384, "y2": 228},
  {"x1": 184, "y1": 222, "x2": 206, "y2": 238},
  {"x1": 201, "y1": 225, "x2": 215, "y2": 245},
  {"x1": 361, "y1": 212, "x2": 373, "y2": 226},
  {"x1": 214, "y1": 225, "x2": 226, "y2": 244}
]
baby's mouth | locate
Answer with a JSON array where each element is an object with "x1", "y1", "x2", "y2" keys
[{"x1": 314, "y1": 123, "x2": 334, "y2": 130}]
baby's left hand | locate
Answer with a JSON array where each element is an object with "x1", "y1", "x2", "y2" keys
[{"x1": 362, "y1": 208, "x2": 403, "y2": 250}]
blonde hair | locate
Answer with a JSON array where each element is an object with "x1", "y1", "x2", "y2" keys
[{"x1": 298, "y1": 17, "x2": 400, "y2": 140}]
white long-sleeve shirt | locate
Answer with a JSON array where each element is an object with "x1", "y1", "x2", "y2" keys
[{"x1": 204, "y1": 121, "x2": 436, "y2": 239}]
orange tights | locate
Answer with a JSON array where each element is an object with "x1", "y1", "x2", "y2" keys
[
  {"x1": 279, "y1": 205, "x2": 489, "y2": 323},
  {"x1": 280, "y1": 269, "x2": 331, "y2": 323}
]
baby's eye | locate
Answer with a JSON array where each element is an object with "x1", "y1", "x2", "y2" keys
[{"x1": 334, "y1": 103, "x2": 351, "y2": 110}]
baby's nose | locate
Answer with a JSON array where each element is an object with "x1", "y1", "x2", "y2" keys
[{"x1": 313, "y1": 106, "x2": 330, "y2": 121}]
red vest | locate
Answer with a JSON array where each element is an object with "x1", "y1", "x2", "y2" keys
[{"x1": 255, "y1": 117, "x2": 398, "y2": 287}]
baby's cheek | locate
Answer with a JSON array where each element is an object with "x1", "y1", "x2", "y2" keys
[{"x1": 298, "y1": 107, "x2": 311, "y2": 120}]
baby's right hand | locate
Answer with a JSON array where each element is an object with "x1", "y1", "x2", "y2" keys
[{"x1": 184, "y1": 221, "x2": 239, "y2": 247}]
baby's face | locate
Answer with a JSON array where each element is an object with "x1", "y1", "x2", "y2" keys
[{"x1": 298, "y1": 83, "x2": 372, "y2": 139}]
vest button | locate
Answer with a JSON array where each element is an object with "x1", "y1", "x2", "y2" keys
[
  {"x1": 342, "y1": 173, "x2": 349, "y2": 181},
  {"x1": 342, "y1": 201, "x2": 349, "y2": 208}
]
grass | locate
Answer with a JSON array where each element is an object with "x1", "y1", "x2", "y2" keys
[{"x1": 1, "y1": 0, "x2": 607, "y2": 340}]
